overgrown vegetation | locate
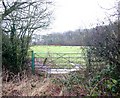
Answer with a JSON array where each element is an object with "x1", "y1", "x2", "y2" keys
[
  {"x1": 86, "y1": 21, "x2": 120, "y2": 95},
  {"x1": 50, "y1": 1, "x2": 120, "y2": 96},
  {"x1": 2, "y1": 0, "x2": 52, "y2": 74},
  {"x1": 85, "y1": 3, "x2": 120, "y2": 95}
]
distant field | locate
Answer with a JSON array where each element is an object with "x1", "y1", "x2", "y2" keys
[
  {"x1": 30, "y1": 45, "x2": 86, "y2": 53},
  {"x1": 29, "y1": 45, "x2": 88, "y2": 68}
]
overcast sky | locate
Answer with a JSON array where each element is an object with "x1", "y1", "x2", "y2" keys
[{"x1": 37, "y1": 0, "x2": 116, "y2": 35}]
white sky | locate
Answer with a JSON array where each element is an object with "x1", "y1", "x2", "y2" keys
[{"x1": 37, "y1": 0, "x2": 116, "y2": 35}]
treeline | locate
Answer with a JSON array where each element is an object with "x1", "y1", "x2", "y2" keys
[{"x1": 32, "y1": 22, "x2": 118, "y2": 46}]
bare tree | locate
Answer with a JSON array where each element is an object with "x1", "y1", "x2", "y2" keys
[
  {"x1": 2, "y1": 0, "x2": 53, "y2": 36},
  {"x1": 2, "y1": 0, "x2": 53, "y2": 73}
]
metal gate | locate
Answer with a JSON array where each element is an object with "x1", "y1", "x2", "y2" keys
[{"x1": 31, "y1": 51, "x2": 87, "y2": 74}]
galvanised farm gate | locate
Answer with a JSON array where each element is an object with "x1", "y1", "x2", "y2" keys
[{"x1": 31, "y1": 50, "x2": 87, "y2": 74}]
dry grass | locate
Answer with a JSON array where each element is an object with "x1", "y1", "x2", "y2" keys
[
  {"x1": 2, "y1": 69, "x2": 50, "y2": 96},
  {"x1": 2, "y1": 67, "x2": 68, "y2": 96},
  {"x1": 2, "y1": 69, "x2": 87, "y2": 96}
]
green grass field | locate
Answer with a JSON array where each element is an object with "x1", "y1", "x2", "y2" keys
[
  {"x1": 29, "y1": 45, "x2": 88, "y2": 68},
  {"x1": 30, "y1": 45, "x2": 86, "y2": 53}
]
